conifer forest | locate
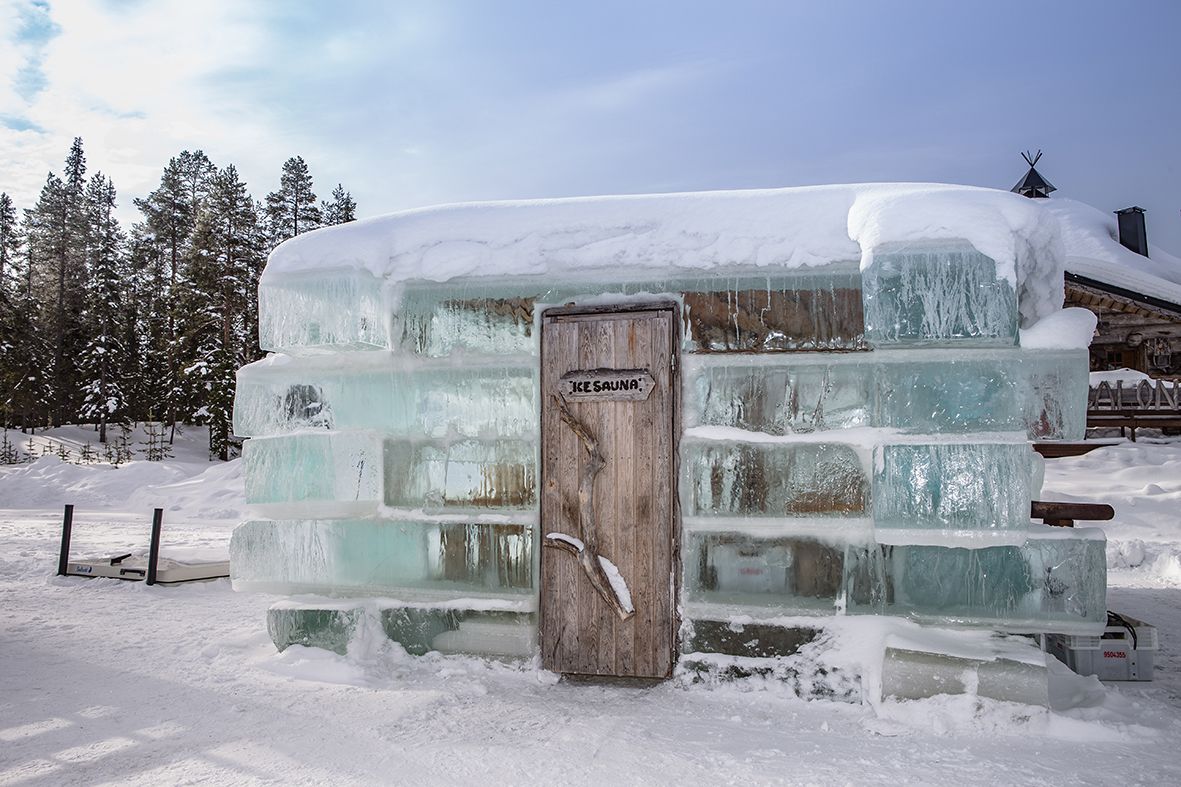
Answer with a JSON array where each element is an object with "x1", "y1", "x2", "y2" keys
[{"x1": 0, "y1": 138, "x2": 357, "y2": 460}]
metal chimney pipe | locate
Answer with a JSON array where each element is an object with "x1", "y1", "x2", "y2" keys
[{"x1": 1115, "y1": 207, "x2": 1149, "y2": 257}]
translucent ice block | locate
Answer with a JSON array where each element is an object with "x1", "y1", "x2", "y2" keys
[
  {"x1": 685, "y1": 355, "x2": 873, "y2": 434},
  {"x1": 681, "y1": 440, "x2": 868, "y2": 517},
  {"x1": 881, "y1": 647, "x2": 1048, "y2": 705},
  {"x1": 862, "y1": 240, "x2": 1019, "y2": 346},
  {"x1": 874, "y1": 352, "x2": 1024, "y2": 434},
  {"x1": 230, "y1": 518, "x2": 536, "y2": 597},
  {"x1": 395, "y1": 267, "x2": 865, "y2": 356},
  {"x1": 872, "y1": 442, "x2": 1032, "y2": 540},
  {"x1": 267, "y1": 604, "x2": 537, "y2": 657},
  {"x1": 686, "y1": 348, "x2": 1085, "y2": 439},
  {"x1": 383, "y1": 438, "x2": 536, "y2": 510},
  {"x1": 398, "y1": 280, "x2": 537, "y2": 356},
  {"x1": 844, "y1": 529, "x2": 1107, "y2": 633},
  {"x1": 684, "y1": 531, "x2": 844, "y2": 613},
  {"x1": 1020, "y1": 348, "x2": 1088, "y2": 441},
  {"x1": 233, "y1": 356, "x2": 537, "y2": 439},
  {"x1": 259, "y1": 271, "x2": 388, "y2": 354},
  {"x1": 243, "y1": 431, "x2": 383, "y2": 517}
]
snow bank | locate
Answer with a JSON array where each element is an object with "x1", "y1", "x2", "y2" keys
[
  {"x1": 263, "y1": 183, "x2": 1068, "y2": 324},
  {"x1": 1089, "y1": 368, "x2": 1153, "y2": 385},
  {"x1": 1019, "y1": 307, "x2": 1097, "y2": 349}
]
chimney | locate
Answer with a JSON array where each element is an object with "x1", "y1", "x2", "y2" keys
[{"x1": 1115, "y1": 207, "x2": 1149, "y2": 257}]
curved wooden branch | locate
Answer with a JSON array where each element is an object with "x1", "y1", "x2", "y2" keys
[{"x1": 547, "y1": 394, "x2": 634, "y2": 621}]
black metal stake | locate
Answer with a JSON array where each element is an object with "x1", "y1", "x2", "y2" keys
[
  {"x1": 146, "y1": 508, "x2": 163, "y2": 586},
  {"x1": 57, "y1": 504, "x2": 74, "y2": 576}
]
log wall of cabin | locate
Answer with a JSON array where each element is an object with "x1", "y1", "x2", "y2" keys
[{"x1": 1064, "y1": 279, "x2": 1181, "y2": 380}]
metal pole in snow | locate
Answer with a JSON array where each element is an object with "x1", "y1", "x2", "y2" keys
[
  {"x1": 57, "y1": 504, "x2": 74, "y2": 576},
  {"x1": 146, "y1": 508, "x2": 163, "y2": 586}
]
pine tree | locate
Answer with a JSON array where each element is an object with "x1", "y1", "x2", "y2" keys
[
  {"x1": 321, "y1": 183, "x2": 357, "y2": 225},
  {"x1": 133, "y1": 151, "x2": 214, "y2": 440},
  {"x1": 23, "y1": 141, "x2": 90, "y2": 428},
  {"x1": 0, "y1": 192, "x2": 19, "y2": 291},
  {"x1": 265, "y1": 156, "x2": 321, "y2": 246},
  {"x1": 184, "y1": 165, "x2": 265, "y2": 459},
  {"x1": 0, "y1": 193, "x2": 23, "y2": 427},
  {"x1": 78, "y1": 174, "x2": 129, "y2": 443}
]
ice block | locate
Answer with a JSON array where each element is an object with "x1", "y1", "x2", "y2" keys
[
  {"x1": 872, "y1": 442, "x2": 1033, "y2": 540},
  {"x1": 233, "y1": 356, "x2": 537, "y2": 440},
  {"x1": 230, "y1": 518, "x2": 536, "y2": 597},
  {"x1": 862, "y1": 240, "x2": 1019, "y2": 346},
  {"x1": 243, "y1": 431, "x2": 383, "y2": 516},
  {"x1": 383, "y1": 438, "x2": 537, "y2": 510},
  {"x1": 681, "y1": 440, "x2": 868, "y2": 517},
  {"x1": 685, "y1": 355, "x2": 873, "y2": 434},
  {"x1": 684, "y1": 531, "x2": 845, "y2": 613},
  {"x1": 259, "y1": 270, "x2": 388, "y2": 354},
  {"x1": 844, "y1": 528, "x2": 1107, "y2": 633},
  {"x1": 395, "y1": 268, "x2": 865, "y2": 356}
]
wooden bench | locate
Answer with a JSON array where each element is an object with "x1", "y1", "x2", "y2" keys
[{"x1": 1031, "y1": 500, "x2": 1115, "y2": 528}]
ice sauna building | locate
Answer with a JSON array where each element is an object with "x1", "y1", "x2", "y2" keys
[{"x1": 231, "y1": 184, "x2": 1105, "y2": 690}]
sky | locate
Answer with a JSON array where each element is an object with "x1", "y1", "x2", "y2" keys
[{"x1": 2, "y1": 0, "x2": 1180, "y2": 256}]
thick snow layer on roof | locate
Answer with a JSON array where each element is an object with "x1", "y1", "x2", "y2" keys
[
  {"x1": 1042, "y1": 198, "x2": 1181, "y2": 308},
  {"x1": 263, "y1": 183, "x2": 1066, "y2": 324}
]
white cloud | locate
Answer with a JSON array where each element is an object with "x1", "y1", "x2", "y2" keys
[{"x1": 0, "y1": 0, "x2": 290, "y2": 220}]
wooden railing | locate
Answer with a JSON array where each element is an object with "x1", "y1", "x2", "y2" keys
[{"x1": 1087, "y1": 378, "x2": 1181, "y2": 440}]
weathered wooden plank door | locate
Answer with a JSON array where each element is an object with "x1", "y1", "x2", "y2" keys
[{"x1": 539, "y1": 303, "x2": 678, "y2": 679}]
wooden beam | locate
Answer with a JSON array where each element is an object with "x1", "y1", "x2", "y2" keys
[{"x1": 1031, "y1": 500, "x2": 1114, "y2": 527}]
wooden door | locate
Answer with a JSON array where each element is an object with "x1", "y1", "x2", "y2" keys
[{"x1": 539, "y1": 303, "x2": 679, "y2": 679}]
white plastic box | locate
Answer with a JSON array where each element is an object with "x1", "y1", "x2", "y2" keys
[{"x1": 1046, "y1": 614, "x2": 1157, "y2": 681}]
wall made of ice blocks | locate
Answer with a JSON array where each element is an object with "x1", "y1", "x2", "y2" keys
[{"x1": 237, "y1": 233, "x2": 1102, "y2": 654}]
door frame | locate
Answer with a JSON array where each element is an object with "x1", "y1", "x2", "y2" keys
[{"x1": 537, "y1": 300, "x2": 682, "y2": 678}]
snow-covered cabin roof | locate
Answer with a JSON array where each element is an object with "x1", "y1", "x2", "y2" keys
[
  {"x1": 1042, "y1": 198, "x2": 1181, "y2": 310},
  {"x1": 264, "y1": 183, "x2": 1067, "y2": 324}
]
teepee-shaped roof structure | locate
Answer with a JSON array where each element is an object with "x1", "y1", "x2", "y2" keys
[{"x1": 1011, "y1": 150, "x2": 1056, "y2": 198}]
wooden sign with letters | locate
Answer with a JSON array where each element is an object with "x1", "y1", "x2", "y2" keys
[{"x1": 559, "y1": 368, "x2": 655, "y2": 402}]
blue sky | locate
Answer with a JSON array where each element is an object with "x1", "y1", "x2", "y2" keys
[{"x1": 2, "y1": 0, "x2": 1180, "y2": 255}]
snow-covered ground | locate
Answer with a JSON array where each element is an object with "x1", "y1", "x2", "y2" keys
[{"x1": 1, "y1": 428, "x2": 1179, "y2": 785}]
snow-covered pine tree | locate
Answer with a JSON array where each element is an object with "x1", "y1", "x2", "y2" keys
[
  {"x1": 0, "y1": 192, "x2": 19, "y2": 291},
  {"x1": 78, "y1": 174, "x2": 129, "y2": 443},
  {"x1": 23, "y1": 141, "x2": 91, "y2": 428},
  {"x1": 0, "y1": 192, "x2": 22, "y2": 427},
  {"x1": 132, "y1": 151, "x2": 214, "y2": 441},
  {"x1": 265, "y1": 156, "x2": 321, "y2": 246},
  {"x1": 184, "y1": 164, "x2": 266, "y2": 459},
  {"x1": 321, "y1": 183, "x2": 357, "y2": 226},
  {"x1": 1, "y1": 209, "x2": 50, "y2": 431}
]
